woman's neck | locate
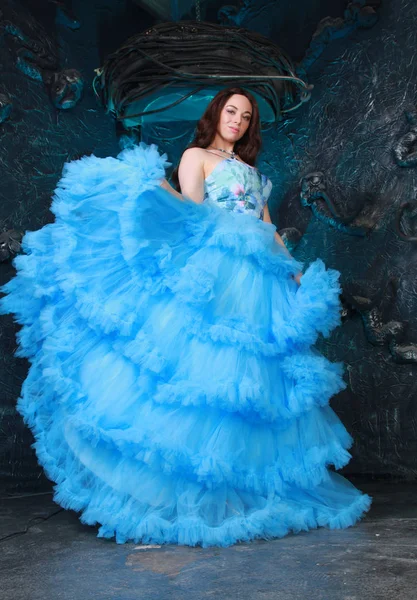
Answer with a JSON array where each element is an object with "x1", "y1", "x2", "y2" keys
[{"x1": 209, "y1": 135, "x2": 235, "y2": 154}]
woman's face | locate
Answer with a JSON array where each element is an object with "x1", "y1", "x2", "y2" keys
[{"x1": 217, "y1": 94, "x2": 252, "y2": 144}]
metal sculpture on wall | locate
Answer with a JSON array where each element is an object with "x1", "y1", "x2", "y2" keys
[
  {"x1": 342, "y1": 278, "x2": 417, "y2": 365},
  {"x1": 0, "y1": 92, "x2": 12, "y2": 123},
  {"x1": 48, "y1": 68, "x2": 83, "y2": 109},
  {"x1": 277, "y1": 227, "x2": 303, "y2": 253},
  {"x1": 393, "y1": 110, "x2": 417, "y2": 168},
  {"x1": 0, "y1": 3, "x2": 83, "y2": 109},
  {"x1": 0, "y1": 230, "x2": 23, "y2": 263},
  {"x1": 396, "y1": 202, "x2": 417, "y2": 242},
  {"x1": 218, "y1": 0, "x2": 381, "y2": 79},
  {"x1": 93, "y1": 20, "x2": 312, "y2": 129},
  {"x1": 53, "y1": 0, "x2": 80, "y2": 30},
  {"x1": 299, "y1": 171, "x2": 373, "y2": 237},
  {"x1": 297, "y1": 0, "x2": 381, "y2": 78}
]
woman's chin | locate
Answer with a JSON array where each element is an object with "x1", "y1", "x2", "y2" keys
[{"x1": 222, "y1": 132, "x2": 242, "y2": 144}]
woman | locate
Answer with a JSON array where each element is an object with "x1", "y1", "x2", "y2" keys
[
  {"x1": 0, "y1": 86, "x2": 371, "y2": 547},
  {"x1": 161, "y1": 88, "x2": 302, "y2": 281}
]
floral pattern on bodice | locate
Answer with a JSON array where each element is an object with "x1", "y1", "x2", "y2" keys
[{"x1": 203, "y1": 157, "x2": 272, "y2": 220}]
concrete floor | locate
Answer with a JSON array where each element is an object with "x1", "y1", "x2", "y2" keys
[{"x1": 0, "y1": 481, "x2": 416, "y2": 600}]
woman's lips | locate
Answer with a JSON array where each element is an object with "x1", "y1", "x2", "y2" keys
[{"x1": 229, "y1": 127, "x2": 239, "y2": 133}]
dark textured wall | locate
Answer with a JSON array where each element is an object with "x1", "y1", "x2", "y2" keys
[
  {"x1": 269, "y1": 0, "x2": 417, "y2": 478},
  {"x1": 0, "y1": 0, "x2": 416, "y2": 492},
  {"x1": 0, "y1": 0, "x2": 151, "y2": 491}
]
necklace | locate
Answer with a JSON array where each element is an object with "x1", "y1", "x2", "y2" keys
[{"x1": 208, "y1": 145, "x2": 237, "y2": 159}]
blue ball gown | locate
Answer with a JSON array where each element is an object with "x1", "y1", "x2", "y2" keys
[{"x1": 0, "y1": 143, "x2": 371, "y2": 547}]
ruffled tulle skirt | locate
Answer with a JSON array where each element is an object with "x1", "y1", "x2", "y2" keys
[{"x1": 0, "y1": 143, "x2": 371, "y2": 546}]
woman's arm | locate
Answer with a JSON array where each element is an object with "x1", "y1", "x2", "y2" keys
[
  {"x1": 160, "y1": 178, "x2": 184, "y2": 200},
  {"x1": 177, "y1": 148, "x2": 206, "y2": 204},
  {"x1": 159, "y1": 148, "x2": 206, "y2": 204},
  {"x1": 263, "y1": 204, "x2": 292, "y2": 257},
  {"x1": 263, "y1": 204, "x2": 302, "y2": 285}
]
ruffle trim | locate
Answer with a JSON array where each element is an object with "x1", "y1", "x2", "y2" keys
[{"x1": 25, "y1": 394, "x2": 371, "y2": 547}]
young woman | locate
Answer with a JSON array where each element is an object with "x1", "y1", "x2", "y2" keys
[{"x1": 0, "y1": 87, "x2": 371, "y2": 547}]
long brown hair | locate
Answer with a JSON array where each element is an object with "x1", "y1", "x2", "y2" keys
[{"x1": 171, "y1": 87, "x2": 262, "y2": 191}]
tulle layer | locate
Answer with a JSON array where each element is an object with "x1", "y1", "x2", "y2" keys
[
  {"x1": 0, "y1": 142, "x2": 371, "y2": 546},
  {"x1": 23, "y1": 362, "x2": 371, "y2": 548}
]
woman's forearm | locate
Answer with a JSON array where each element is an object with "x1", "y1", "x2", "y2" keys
[
  {"x1": 274, "y1": 231, "x2": 293, "y2": 259},
  {"x1": 160, "y1": 178, "x2": 184, "y2": 201},
  {"x1": 160, "y1": 178, "x2": 205, "y2": 204},
  {"x1": 274, "y1": 231, "x2": 302, "y2": 285},
  {"x1": 263, "y1": 205, "x2": 302, "y2": 284}
]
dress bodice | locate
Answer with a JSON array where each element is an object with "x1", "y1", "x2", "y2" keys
[{"x1": 203, "y1": 157, "x2": 272, "y2": 220}]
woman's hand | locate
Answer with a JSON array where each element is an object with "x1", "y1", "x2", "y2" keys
[{"x1": 294, "y1": 271, "x2": 302, "y2": 286}]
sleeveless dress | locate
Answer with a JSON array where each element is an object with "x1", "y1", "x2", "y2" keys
[{"x1": 0, "y1": 143, "x2": 371, "y2": 547}]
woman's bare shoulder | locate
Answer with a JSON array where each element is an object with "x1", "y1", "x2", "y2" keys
[
  {"x1": 178, "y1": 148, "x2": 207, "y2": 177},
  {"x1": 180, "y1": 147, "x2": 207, "y2": 162}
]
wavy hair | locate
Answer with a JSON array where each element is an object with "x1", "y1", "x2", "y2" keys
[{"x1": 171, "y1": 87, "x2": 262, "y2": 191}]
